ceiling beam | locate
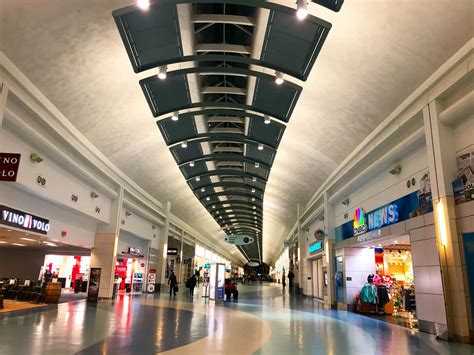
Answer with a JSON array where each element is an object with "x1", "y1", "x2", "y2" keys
[
  {"x1": 192, "y1": 14, "x2": 256, "y2": 26},
  {"x1": 196, "y1": 43, "x2": 251, "y2": 55},
  {"x1": 203, "y1": 86, "x2": 246, "y2": 95}
]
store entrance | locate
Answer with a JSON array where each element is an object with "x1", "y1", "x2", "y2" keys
[
  {"x1": 355, "y1": 235, "x2": 417, "y2": 329},
  {"x1": 115, "y1": 257, "x2": 146, "y2": 294}
]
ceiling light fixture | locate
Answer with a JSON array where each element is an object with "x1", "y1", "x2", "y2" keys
[
  {"x1": 296, "y1": 0, "x2": 308, "y2": 20},
  {"x1": 264, "y1": 115, "x2": 271, "y2": 125},
  {"x1": 158, "y1": 65, "x2": 167, "y2": 80},
  {"x1": 252, "y1": 197, "x2": 255, "y2": 202},
  {"x1": 252, "y1": 177, "x2": 257, "y2": 182},
  {"x1": 201, "y1": 187, "x2": 205, "y2": 192},
  {"x1": 190, "y1": 161, "x2": 195, "y2": 167},
  {"x1": 275, "y1": 71, "x2": 284, "y2": 85},
  {"x1": 251, "y1": 188, "x2": 256, "y2": 193},
  {"x1": 137, "y1": 0, "x2": 150, "y2": 10},
  {"x1": 171, "y1": 112, "x2": 179, "y2": 121},
  {"x1": 254, "y1": 162, "x2": 260, "y2": 168},
  {"x1": 258, "y1": 143, "x2": 264, "y2": 151},
  {"x1": 212, "y1": 205, "x2": 215, "y2": 209},
  {"x1": 253, "y1": 206, "x2": 256, "y2": 210},
  {"x1": 181, "y1": 140, "x2": 188, "y2": 148},
  {"x1": 196, "y1": 176, "x2": 201, "y2": 182},
  {"x1": 206, "y1": 196, "x2": 210, "y2": 201}
]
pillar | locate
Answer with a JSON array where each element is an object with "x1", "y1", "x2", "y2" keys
[
  {"x1": 157, "y1": 201, "x2": 171, "y2": 290},
  {"x1": 423, "y1": 101, "x2": 470, "y2": 342},
  {"x1": 297, "y1": 204, "x2": 304, "y2": 294},
  {"x1": 324, "y1": 192, "x2": 336, "y2": 309},
  {"x1": 89, "y1": 186, "x2": 124, "y2": 299}
]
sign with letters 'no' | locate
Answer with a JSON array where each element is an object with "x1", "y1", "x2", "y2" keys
[{"x1": 0, "y1": 153, "x2": 21, "y2": 182}]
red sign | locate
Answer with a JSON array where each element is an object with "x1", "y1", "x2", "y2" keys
[
  {"x1": 149, "y1": 269, "x2": 156, "y2": 273},
  {"x1": 0, "y1": 153, "x2": 21, "y2": 182}
]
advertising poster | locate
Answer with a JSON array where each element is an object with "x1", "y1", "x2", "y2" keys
[
  {"x1": 453, "y1": 151, "x2": 474, "y2": 204},
  {"x1": 209, "y1": 264, "x2": 217, "y2": 300},
  {"x1": 217, "y1": 263, "x2": 225, "y2": 299},
  {"x1": 87, "y1": 268, "x2": 101, "y2": 302}
]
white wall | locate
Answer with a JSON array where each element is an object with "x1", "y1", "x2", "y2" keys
[
  {"x1": 0, "y1": 183, "x2": 97, "y2": 248},
  {"x1": 334, "y1": 145, "x2": 428, "y2": 227},
  {"x1": 453, "y1": 115, "x2": 474, "y2": 154},
  {"x1": 342, "y1": 247, "x2": 377, "y2": 305},
  {"x1": 120, "y1": 207, "x2": 160, "y2": 242},
  {"x1": 0, "y1": 129, "x2": 112, "y2": 223}
]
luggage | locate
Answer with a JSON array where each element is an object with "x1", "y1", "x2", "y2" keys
[
  {"x1": 233, "y1": 289, "x2": 238, "y2": 299},
  {"x1": 174, "y1": 285, "x2": 179, "y2": 293}
]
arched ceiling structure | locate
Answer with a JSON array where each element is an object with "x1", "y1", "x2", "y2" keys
[
  {"x1": 111, "y1": 0, "x2": 339, "y2": 262},
  {"x1": 0, "y1": 0, "x2": 471, "y2": 264}
]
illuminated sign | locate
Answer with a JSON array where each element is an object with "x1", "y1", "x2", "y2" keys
[
  {"x1": 367, "y1": 203, "x2": 399, "y2": 230},
  {"x1": 0, "y1": 205, "x2": 50, "y2": 235},
  {"x1": 127, "y1": 247, "x2": 141, "y2": 256},
  {"x1": 353, "y1": 208, "x2": 367, "y2": 236},
  {"x1": 308, "y1": 241, "x2": 323, "y2": 254},
  {"x1": 0, "y1": 153, "x2": 21, "y2": 182},
  {"x1": 353, "y1": 203, "x2": 399, "y2": 237},
  {"x1": 167, "y1": 248, "x2": 178, "y2": 255}
]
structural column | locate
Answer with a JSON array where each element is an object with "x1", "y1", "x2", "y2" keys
[
  {"x1": 423, "y1": 101, "x2": 470, "y2": 342},
  {"x1": 89, "y1": 186, "x2": 124, "y2": 299},
  {"x1": 297, "y1": 204, "x2": 304, "y2": 294},
  {"x1": 158, "y1": 201, "x2": 171, "y2": 290},
  {"x1": 324, "y1": 192, "x2": 336, "y2": 309}
]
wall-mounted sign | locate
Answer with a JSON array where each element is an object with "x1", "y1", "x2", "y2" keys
[
  {"x1": 353, "y1": 203, "x2": 399, "y2": 237},
  {"x1": 127, "y1": 246, "x2": 141, "y2": 256},
  {"x1": 167, "y1": 247, "x2": 178, "y2": 255},
  {"x1": 0, "y1": 205, "x2": 50, "y2": 235},
  {"x1": 353, "y1": 208, "x2": 367, "y2": 236},
  {"x1": 87, "y1": 268, "x2": 101, "y2": 302},
  {"x1": 356, "y1": 229, "x2": 382, "y2": 243},
  {"x1": 204, "y1": 263, "x2": 211, "y2": 269},
  {"x1": 225, "y1": 235, "x2": 254, "y2": 245},
  {"x1": 308, "y1": 241, "x2": 323, "y2": 254},
  {"x1": 0, "y1": 153, "x2": 21, "y2": 182}
]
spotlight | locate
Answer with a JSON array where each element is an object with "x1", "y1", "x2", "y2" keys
[
  {"x1": 201, "y1": 187, "x2": 205, "y2": 192},
  {"x1": 212, "y1": 205, "x2": 216, "y2": 209},
  {"x1": 171, "y1": 112, "x2": 179, "y2": 121},
  {"x1": 206, "y1": 196, "x2": 210, "y2": 201},
  {"x1": 253, "y1": 206, "x2": 256, "y2": 210},
  {"x1": 296, "y1": 0, "x2": 308, "y2": 20},
  {"x1": 264, "y1": 115, "x2": 271, "y2": 124},
  {"x1": 275, "y1": 71, "x2": 284, "y2": 85},
  {"x1": 252, "y1": 197, "x2": 255, "y2": 202},
  {"x1": 251, "y1": 188, "x2": 256, "y2": 193},
  {"x1": 190, "y1": 161, "x2": 195, "y2": 167},
  {"x1": 181, "y1": 140, "x2": 188, "y2": 148},
  {"x1": 258, "y1": 143, "x2": 264, "y2": 151},
  {"x1": 196, "y1": 176, "x2": 201, "y2": 182},
  {"x1": 158, "y1": 65, "x2": 167, "y2": 80},
  {"x1": 137, "y1": 0, "x2": 150, "y2": 10},
  {"x1": 252, "y1": 177, "x2": 257, "y2": 182},
  {"x1": 254, "y1": 162, "x2": 260, "y2": 168}
]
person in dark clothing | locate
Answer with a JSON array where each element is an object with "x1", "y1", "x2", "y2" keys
[
  {"x1": 168, "y1": 272, "x2": 177, "y2": 296},
  {"x1": 288, "y1": 271, "x2": 295, "y2": 288},
  {"x1": 282, "y1": 272, "x2": 286, "y2": 288},
  {"x1": 187, "y1": 275, "x2": 197, "y2": 297}
]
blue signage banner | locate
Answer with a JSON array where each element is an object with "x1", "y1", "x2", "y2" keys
[
  {"x1": 308, "y1": 241, "x2": 323, "y2": 254},
  {"x1": 335, "y1": 191, "x2": 432, "y2": 241}
]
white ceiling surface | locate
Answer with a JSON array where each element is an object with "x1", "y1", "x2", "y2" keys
[{"x1": 0, "y1": 1, "x2": 472, "y2": 263}]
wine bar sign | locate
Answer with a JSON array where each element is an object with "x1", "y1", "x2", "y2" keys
[{"x1": 0, "y1": 153, "x2": 21, "y2": 182}]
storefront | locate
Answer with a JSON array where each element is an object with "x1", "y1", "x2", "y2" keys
[
  {"x1": 115, "y1": 231, "x2": 149, "y2": 293},
  {"x1": 42, "y1": 255, "x2": 91, "y2": 291}
]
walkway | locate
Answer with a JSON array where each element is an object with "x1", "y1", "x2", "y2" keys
[{"x1": 0, "y1": 283, "x2": 473, "y2": 354}]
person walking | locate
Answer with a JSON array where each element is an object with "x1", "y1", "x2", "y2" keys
[
  {"x1": 288, "y1": 270, "x2": 295, "y2": 288},
  {"x1": 282, "y1": 272, "x2": 286, "y2": 289},
  {"x1": 168, "y1": 271, "x2": 177, "y2": 297},
  {"x1": 187, "y1": 275, "x2": 197, "y2": 297}
]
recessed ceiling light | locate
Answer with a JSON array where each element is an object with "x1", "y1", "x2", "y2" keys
[
  {"x1": 190, "y1": 161, "x2": 195, "y2": 167},
  {"x1": 196, "y1": 176, "x2": 201, "y2": 182},
  {"x1": 264, "y1": 115, "x2": 271, "y2": 125},
  {"x1": 201, "y1": 187, "x2": 205, "y2": 192},
  {"x1": 253, "y1": 211, "x2": 257, "y2": 215},
  {"x1": 252, "y1": 177, "x2": 257, "y2": 182},
  {"x1": 137, "y1": 0, "x2": 150, "y2": 10},
  {"x1": 171, "y1": 112, "x2": 179, "y2": 121},
  {"x1": 158, "y1": 65, "x2": 167, "y2": 79},
  {"x1": 11, "y1": 243, "x2": 26, "y2": 247},
  {"x1": 253, "y1": 206, "x2": 256, "y2": 210},
  {"x1": 257, "y1": 143, "x2": 264, "y2": 151},
  {"x1": 20, "y1": 238, "x2": 35, "y2": 242},
  {"x1": 212, "y1": 205, "x2": 215, "y2": 209},
  {"x1": 252, "y1": 197, "x2": 255, "y2": 202},
  {"x1": 251, "y1": 188, "x2": 256, "y2": 193},
  {"x1": 296, "y1": 0, "x2": 308, "y2": 20},
  {"x1": 254, "y1": 162, "x2": 260, "y2": 168},
  {"x1": 206, "y1": 196, "x2": 210, "y2": 201},
  {"x1": 275, "y1": 71, "x2": 284, "y2": 85},
  {"x1": 181, "y1": 140, "x2": 188, "y2": 148}
]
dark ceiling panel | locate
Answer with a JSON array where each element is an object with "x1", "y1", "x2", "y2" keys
[
  {"x1": 247, "y1": 117, "x2": 285, "y2": 148},
  {"x1": 158, "y1": 117, "x2": 198, "y2": 145},
  {"x1": 112, "y1": 1, "x2": 182, "y2": 73}
]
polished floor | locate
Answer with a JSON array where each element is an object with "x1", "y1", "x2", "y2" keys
[{"x1": 0, "y1": 283, "x2": 473, "y2": 354}]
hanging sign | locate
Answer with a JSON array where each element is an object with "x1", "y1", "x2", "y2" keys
[
  {"x1": 0, "y1": 153, "x2": 21, "y2": 182},
  {"x1": 225, "y1": 235, "x2": 254, "y2": 245},
  {"x1": 0, "y1": 205, "x2": 50, "y2": 235},
  {"x1": 167, "y1": 247, "x2": 178, "y2": 255}
]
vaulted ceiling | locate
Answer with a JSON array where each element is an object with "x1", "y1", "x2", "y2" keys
[{"x1": 0, "y1": 0, "x2": 471, "y2": 263}]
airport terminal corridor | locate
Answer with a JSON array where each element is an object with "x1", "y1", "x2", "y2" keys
[{"x1": 1, "y1": 284, "x2": 473, "y2": 354}]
